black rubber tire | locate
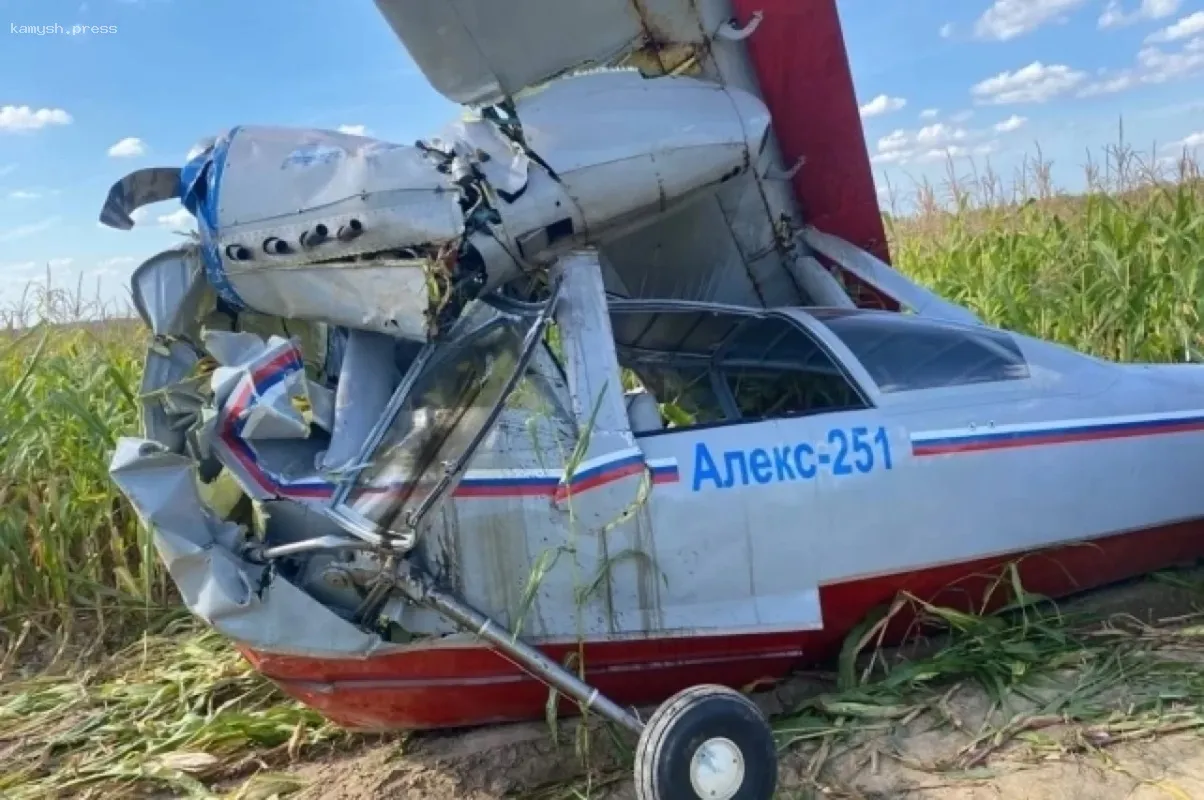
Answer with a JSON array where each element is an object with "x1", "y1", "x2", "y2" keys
[{"x1": 633, "y1": 684, "x2": 778, "y2": 800}]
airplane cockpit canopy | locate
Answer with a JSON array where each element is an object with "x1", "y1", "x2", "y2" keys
[
  {"x1": 608, "y1": 302, "x2": 871, "y2": 428},
  {"x1": 607, "y1": 301, "x2": 1036, "y2": 432},
  {"x1": 806, "y1": 308, "x2": 1031, "y2": 393}
]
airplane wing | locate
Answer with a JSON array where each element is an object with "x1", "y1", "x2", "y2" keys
[
  {"x1": 374, "y1": 0, "x2": 711, "y2": 107},
  {"x1": 373, "y1": 0, "x2": 893, "y2": 311}
]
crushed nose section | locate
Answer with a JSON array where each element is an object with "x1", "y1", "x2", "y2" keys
[
  {"x1": 105, "y1": 240, "x2": 564, "y2": 651},
  {"x1": 102, "y1": 126, "x2": 484, "y2": 343},
  {"x1": 98, "y1": 70, "x2": 770, "y2": 344},
  {"x1": 177, "y1": 126, "x2": 470, "y2": 341}
]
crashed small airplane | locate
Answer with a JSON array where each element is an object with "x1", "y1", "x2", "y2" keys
[{"x1": 100, "y1": 1, "x2": 1204, "y2": 798}]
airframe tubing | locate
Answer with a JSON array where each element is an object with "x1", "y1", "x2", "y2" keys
[{"x1": 395, "y1": 565, "x2": 646, "y2": 736}]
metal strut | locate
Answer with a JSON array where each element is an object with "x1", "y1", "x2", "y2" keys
[{"x1": 395, "y1": 563, "x2": 645, "y2": 736}]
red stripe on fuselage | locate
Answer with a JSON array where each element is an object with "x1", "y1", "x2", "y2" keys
[
  {"x1": 239, "y1": 517, "x2": 1204, "y2": 731},
  {"x1": 552, "y1": 460, "x2": 646, "y2": 502},
  {"x1": 913, "y1": 419, "x2": 1204, "y2": 456}
]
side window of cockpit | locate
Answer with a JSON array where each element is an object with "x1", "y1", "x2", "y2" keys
[
  {"x1": 627, "y1": 364, "x2": 727, "y2": 429},
  {"x1": 718, "y1": 316, "x2": 867, "y2": 421},
  {"x1": 812, "y1": 311, "x2": 1030, "y2": 392}
]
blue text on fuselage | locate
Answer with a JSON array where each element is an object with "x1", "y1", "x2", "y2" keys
[{"x1": 691, "y1": 425, "x2": 893, "y2": 491}]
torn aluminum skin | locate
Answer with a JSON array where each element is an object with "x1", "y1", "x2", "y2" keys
[
  {"x1": 98, "y1": 70, "x2": 771, "y2": 344},
  {"x1": 108, "y1": 242, "x2": 565, "y2": 657}
]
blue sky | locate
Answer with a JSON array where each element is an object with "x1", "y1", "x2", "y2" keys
[{"x1": 1, "y1": 0, "x2": 1202, "y2": 315}]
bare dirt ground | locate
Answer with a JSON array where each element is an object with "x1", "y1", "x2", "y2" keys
[
  {"x1": 285, "y1": 725, "x2": 1204, "y2": 800},
  {"x1": 249, "y1": 570, "x2": 1204, "y2": 800}
]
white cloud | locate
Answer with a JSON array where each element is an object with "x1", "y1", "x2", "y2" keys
[
  {"x1": 1100, "y1": 0, "x2": 1180, "y2": 28},
  {"x1": 918, "y1": 145, "x2": 971, "y2": 162},
  {"x1": 336, "y1": 124, "x2": 368, "y2": 136},
  {"x1": 1, "y1": 260, "x2": 38, "y2": 274},
  {"x1": 916, "y1": 123, "x2": 968, "y2": 144},
  {"x1": 157, "y1": 208, "x2": 194, "y2": 229},
  {"x1": 107, "y1": 137, "x2": 146, "y2": 158},
  {"x1": 97, "y1": 256, "x2": 136, "y2": 268},
  {"x1": 47, "y1": 258, "x2": 74, "y2": 268},
  {"x1": 0, "y1": 164, "x2": 16, "y2": 178},
  {"x1": 939, "y1": 22, "x2": 955, "y2": 38},
  {"x1": 858, "y1": 95, "x2": 908, "y2": 118},
  {"x1": 0, "y1": 106, "x2": 73, "y2": 133},
  {"x1": 974, "y1": 0, "x2": 1089, "y2": 40},
  {"x1": 1079, "y1": 73, "x2": 1139, "y2": 94},
  {"x1": 1078, "y1": 35, "x2": 1204, "y2": 95},
  {"x1": 0, "y1": 216, "x2": 58, "y2": 243},
  {"x1": 1145, "y1": 11, "x2": 1204, "y2": 42},
  {"x1": 870, "y1": 123, "x2": 983, "y2": 166},
  {"x1": 994, "y1": 114, "x2": 1029, "y2": 132},
  {"x1": 8, "y1": 189, "x2": 40, "y2": 200},
  {"x1": 1172, "y1": 130, "x2": 1204, "y2": 148},
  {"x1": 919, "y1": 108, "x2": 940, "y2": 119},
  {"x1": 972, "y1": 61, "x2": 1087, "y2": 104},
  {"x1": 130, "y1": 207, "x2": 149, "y2": 224},
  {"x1": 950, "y1": 110, "x2": 976, "y2": 123},
  {"x1": 877, "y1": 129, "x2": 911, "y2": 153},
  {"x1": 1144, "y1": 0, "x2": 1181, "y2": 17}
]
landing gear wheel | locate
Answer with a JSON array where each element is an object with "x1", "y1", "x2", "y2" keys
[{"x1": 634, "y1": 684, "x2": 777, "y2": 800}]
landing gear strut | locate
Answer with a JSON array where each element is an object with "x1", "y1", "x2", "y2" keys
[{"x1": 396, "y1": 564, "x2": 779, "y2": 800}]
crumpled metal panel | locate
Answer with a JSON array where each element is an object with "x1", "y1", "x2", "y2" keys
[
  {"x1": 129, "y1": 245, "x2": 211, "y2": 337},
  {"x1": 128, "y1": 245, "x2": 213, "y2": 457},
  {"x1": 108, "y1": 438, "x2": 382, "y2": 656},
  {"x1": 204, "y1": 331, "x2": 336, "y2": 502},
  {"x1": 139, "y1": 343, "x2": 202, "y2": 457},
  {"x1": 206, "y1": 126, "x2": 461, "y2": 247},
  {"x1": 321, "y1": 329, "x2": 402, "y2": 472},
  {"x1": 176, "y1": 125, "x2": 459, "y2": 336},
  {"x1": 98, "y1": 166, "x2": 182, "y2": 230}
]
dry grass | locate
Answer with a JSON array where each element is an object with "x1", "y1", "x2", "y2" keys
[{"x1": 0, "y1": 619, "x2": 356, "y2": 799}]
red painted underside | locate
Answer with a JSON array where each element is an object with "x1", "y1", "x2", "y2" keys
[
  {"x1": 241, "y1": 519, "x2": 1204, "y2": 731},
  {"x1": 730, "y1": 0, "x2": 900, "y2": 311}
]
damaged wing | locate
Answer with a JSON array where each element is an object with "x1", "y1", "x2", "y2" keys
[{"x1": 372, "y1": 0, "x2": 716, "y2": 107}]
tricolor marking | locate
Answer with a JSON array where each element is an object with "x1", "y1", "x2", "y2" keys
[
  {"x1": 249, "y1": 346, "x2": 304, "y2": 395},
  {"x1": 213, "y1": 354, "x2": 682, "y2": 502},
  {"x1": 911, "y1": 408, "x2": 1204, "y2": 456}
]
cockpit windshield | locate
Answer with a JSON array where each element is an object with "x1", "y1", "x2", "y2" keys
[
  {"x1": 329, "y1": 289, "x2": 559, "y2": 544},
  {"x1": 808, "y1": 308, "x2": 1030, "y2": 392}
]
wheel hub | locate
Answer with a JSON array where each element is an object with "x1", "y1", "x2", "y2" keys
[{"x1": 688, "y1": 736, "x2": 746, "y2": 799}]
